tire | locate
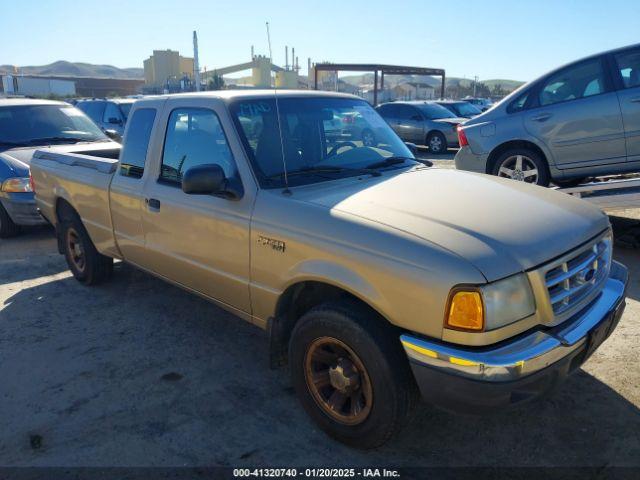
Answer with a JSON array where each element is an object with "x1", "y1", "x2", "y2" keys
[
  {"x1": 60, "y1": 213, "x2": 113, "y2": 285},
  {"x1": 0, "y1": 203, "x2": 20, "y2": 238},
  {"x1": 491, "y1": 148, "x2": 550, "y2": 187},
  {"x1": 361, "y1": 129, "x2": 377, "y2": 147},
  {"x1": 426, "y1": 131, "x2": 447, "y2": 154},
  {"x1": 289, "y1": 300, "x2": 418, "y2": 449}
]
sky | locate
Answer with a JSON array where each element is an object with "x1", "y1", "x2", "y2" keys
[{"x1": 1, "y1": 0, "x2": 639, "y2": 81}]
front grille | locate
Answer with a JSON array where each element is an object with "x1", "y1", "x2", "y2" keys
[{"x1": 545, "y1": 235, "x2": 612, "y2": 318}]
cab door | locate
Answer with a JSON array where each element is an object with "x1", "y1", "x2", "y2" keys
[
  {"x1": 612, "y1": 47, "x2": 640, "y2": 162},
  {"x1": 523, "y1": 56, "x2": 626, "y2": 168},
  {"x1": 109, "y1": 105, "x2": 160, "y2": 265},
  {"x1": 138, "y1": 98, "x2": 255, "y2": 313}
]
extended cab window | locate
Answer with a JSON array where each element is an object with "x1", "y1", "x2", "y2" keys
[
  {"x1": 539, "y1": 58, "x2": 607, "y2": 106},
  {"x1": 160, "y1": 108, "x2": 236, "y2": 185},
  {"x1": 119, "y1": 108, "x2": 156, "y2": 178}
]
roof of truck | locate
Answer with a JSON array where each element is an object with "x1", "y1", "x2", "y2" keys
[
  {"x1": 136, "y1": 89, "x2": 361, "y2": 104},
  {"x1": 0, "y1": 98, "x2": 69, "y2": 107}
]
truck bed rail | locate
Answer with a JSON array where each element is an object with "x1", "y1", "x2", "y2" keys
[{"x1": 33, "y1": 150, "x2": 119, "y2": 174}]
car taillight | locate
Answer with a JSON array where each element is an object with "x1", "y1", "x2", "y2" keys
[
  {"x1": 29, "y1": 172, "x2": 36, "y2": 193},
  {"x1": 457, "y1": 125, "x2": 469, "y2": 147},
  {"x1": 342, "y1": 115, "x2": 354, "y2": 124}
]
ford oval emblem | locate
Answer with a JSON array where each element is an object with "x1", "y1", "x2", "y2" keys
[{"x1": 579, "y1": 268, "x2": 596, "y2": 283}]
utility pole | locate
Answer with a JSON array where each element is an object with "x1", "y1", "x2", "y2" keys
[
  {"x1": 193, "y1": 31, "x2": 201, "y2": 92},
  {"x1": 473, "y1": 75, "x2": 478, "y2": 97}
]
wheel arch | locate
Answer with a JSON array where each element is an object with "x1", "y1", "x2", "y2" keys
[
  {"x1": 486, "y1": 140, "x2": 550, "y2": 174},
  {"x1": 268, "y1": 277, "x2": 393, "y2": 368},
  {"x1": 54, "y1": 197, "x2": 81, "y2": 254}
]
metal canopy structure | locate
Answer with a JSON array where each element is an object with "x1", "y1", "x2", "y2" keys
[{"x1": 313, "y1": 63, "x2": 446, "y2": 106}]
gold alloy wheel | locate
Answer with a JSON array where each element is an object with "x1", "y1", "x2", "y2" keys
[
  {"x1": 304, "y1": 337, "x2": 373, "y2": 425},
  {"x1": 66, "y1": 227, "x2": 86, "y2": 272}
]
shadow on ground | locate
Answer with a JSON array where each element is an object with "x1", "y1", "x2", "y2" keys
[{"x1": 1, "y1": 247, "x2": 639, "y2": 467}]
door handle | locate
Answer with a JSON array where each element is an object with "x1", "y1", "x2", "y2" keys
[
  {"x1": 630, "y1": 97, "x2": 640, "y2": 103},
  {"x1": 146, "y1": 198, "x2": 161, "y2": 211},
  {"x1": 531, "y1": 113, "x2": 552, "y2": 122}
]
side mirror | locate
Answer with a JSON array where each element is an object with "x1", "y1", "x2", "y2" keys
[
  {"x1": 108, "y1": 117, "x2": 123, "y2": 125},
  {"x1": 182, "y1": 164, "x2": 226, "y2": 195},
  {"x1": 405, "y1": 142, "x2": 418, "y2": 156},
  {"x1": 104, "y1": 129, "x2": 122, "y2": 142},
  {"x1": 181, "y1": 164, "x2": 243, "y2": 199}
]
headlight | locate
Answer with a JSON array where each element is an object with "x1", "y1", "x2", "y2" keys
[
  {"x1": 481, "y1": 273, "x2": 536, "y2": 330},
  {"x1": 445, "y1": 273, "x2": 535, "y2": 332},
  {"x1": 1, "y1": 177, "x2": 32, "y2": 193}
]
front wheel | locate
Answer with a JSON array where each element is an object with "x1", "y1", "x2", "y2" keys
[
  {"x1": 426, "y1": 131, "x2": 447, "y2": 154},
  {"x1": 289, "y1": 301, "x2": 418, "y2": 449},
  {"x1": 492, "y1": 148, "x2": 550, "y2": 187},
  {"x1": 60, "y1": 214, "x2": 113, "y2": 285}
]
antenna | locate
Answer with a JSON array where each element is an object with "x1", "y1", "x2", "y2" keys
[{"x1": 266, "y1": 21, "x2": 290, "y2": 192}]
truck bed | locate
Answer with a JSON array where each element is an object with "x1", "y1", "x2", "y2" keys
[{"x1": 31, "y1": 146, "x2": 122, "y2": 256}]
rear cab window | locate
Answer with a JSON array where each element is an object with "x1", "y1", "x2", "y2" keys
[{"x1": 119, "y1": 108, "x2": 156, "y2": 178}]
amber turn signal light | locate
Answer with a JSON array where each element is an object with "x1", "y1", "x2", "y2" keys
[{"x1": 445, "y1": 290, "x2": 484, "y2": 331}]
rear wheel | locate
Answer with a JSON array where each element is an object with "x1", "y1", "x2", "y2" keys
[
  {"x1": 60, "y1": 214, "x2": 113, "y2": 285},
  {"x1": 426, "y1": 131, "x2": 447, "y2": 154},
  {"x1": 492, "y1": 148, "x2": 550, "y2": 187},
  {"x1": 0, "y1": 203, "x2": 20, "y2": 238},
  {"x1": 289, "y1": 300, "x2": 418, "y2": 449}
]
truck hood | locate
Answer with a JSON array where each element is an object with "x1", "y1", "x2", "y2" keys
[{"x1": 294, "y1": 168, "x2": 609, "y2": 281}]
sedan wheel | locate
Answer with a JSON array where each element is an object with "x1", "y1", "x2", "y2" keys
[
  {"x1": 428, "y1": 134, "x2": 445, "y2": 153},
  {"x1": 497, "y1": 155, "x2": 539, "y2": 184}
]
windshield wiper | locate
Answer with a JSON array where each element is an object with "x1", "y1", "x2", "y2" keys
[
  {"x1": 0, "y1": 140, "x2": 27, "y2": 148},
  {"x1": 365, "y1": 156, "x2": 432, "y2": 169},
  {"x1": 26, "y1": 136, "x2": 91, "y2": 145},
  {"x1": 267, "y1": 166, "x2": 381, "y2": 181}
]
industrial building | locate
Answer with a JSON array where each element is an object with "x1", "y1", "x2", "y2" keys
[
  {"x1": 0, "y1": 74, "x2": 143, "y2": 97},
  {"x1": 143, "y1": 49, "x2": 194, "y2": 90}
]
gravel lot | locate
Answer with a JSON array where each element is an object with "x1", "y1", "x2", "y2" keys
[{"x1": 1, "y1": 157, "x2": 639, "y2": 468}]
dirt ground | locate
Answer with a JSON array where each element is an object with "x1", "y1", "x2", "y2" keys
[{"x1": 0, "y1": 187, "x2": 638, "y2": 467}]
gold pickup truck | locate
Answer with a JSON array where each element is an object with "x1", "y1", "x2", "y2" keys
[{"x1": 30, "y1": 91, "x2": 628, "y2": 448}]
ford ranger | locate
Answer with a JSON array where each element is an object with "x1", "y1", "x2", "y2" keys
[{"x1": 30, "y1": 91, "x2": 628, "y2": 448}]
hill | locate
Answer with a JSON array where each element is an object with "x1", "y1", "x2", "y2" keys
[{"x1": 0, "y1": 61, "x2": 143, "y2": 79}]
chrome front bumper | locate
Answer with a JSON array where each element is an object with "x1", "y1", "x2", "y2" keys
[{"x1": 401, "y1": 261, "x2": 627, "y2": 410}]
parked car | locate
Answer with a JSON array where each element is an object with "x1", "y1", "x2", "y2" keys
[
  {"x1": 76, "y1": 98, "x2": 136, "y2": 139},
  {"x1": 456, "y1": 43, "x2": 640, "y2": 187},
  {"x1": 436, "y1": 100, "x2": 482, "y2": 118},
  {"x1": 325, "y1": 110, "x2": 380, "y2": 147},
  {"x1": 463, "y1": 97, "x2": 493, "y2": 111},
  {"x1": 31, "y1": 90, "x2": 627, "y2": 448},
  {"x1": 376, "y1": 101, "x2": 465, "y2": 153},
  {"x1": 0, "y1": 98, "x2": 119, "y2": 237}
]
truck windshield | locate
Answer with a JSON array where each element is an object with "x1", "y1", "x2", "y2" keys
[
  {"x1": 0, "y1": 105, "x2": 108, "y2": 147},
  {"x1": 230, "y1": 97, "x2": 417, "y2": 188}
]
